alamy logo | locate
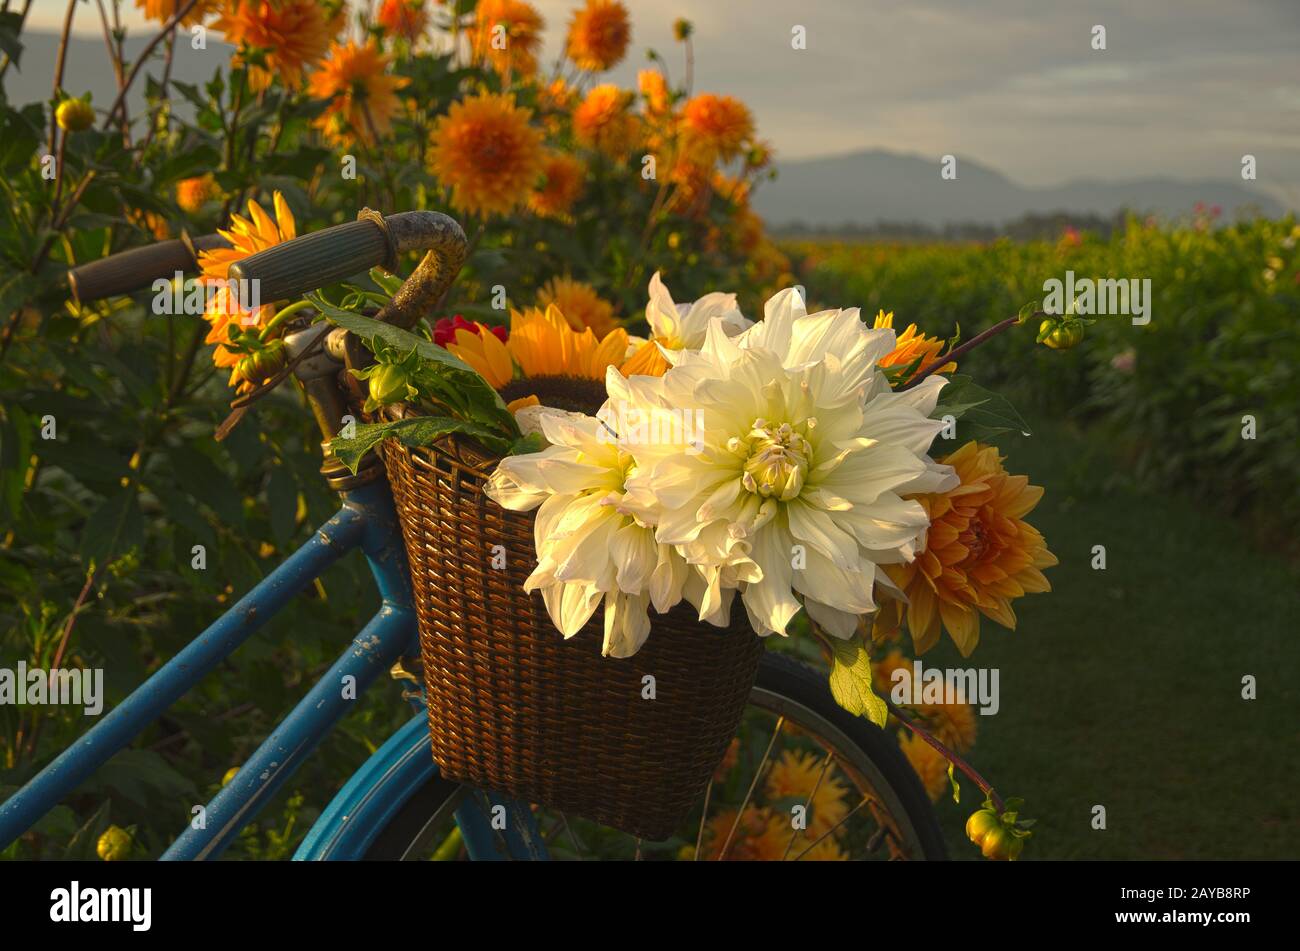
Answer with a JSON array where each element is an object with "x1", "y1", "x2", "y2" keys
[
  {"x1": 1042, "y1": 270, "x2": 1151, "y2": 325},
  {"x1": 598, "y1": 402, "x2": 705, "y2": 454},
  {"x1": 890, "y1": 660, "x2": 1000, "y2": 715},
  {"x1": 0, "y1": 663, "x2": 103, "y2": 715},
  {"x1": 50, "y1": 882, "x2": 151, "y2": 931},
  {"x1": 151, "y1": 271, "x2": 261, "y2": 322}
]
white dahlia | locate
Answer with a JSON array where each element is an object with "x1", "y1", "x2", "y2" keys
[
  {"x1": 484, "y1": 408, "x2": 731, "y2": 656},
  {"x1": 615, "y1": 287, "x2": 959, "y2": 640},
  {"x1": 620, "y1": 271, "x2": 752, "y2": 377}
]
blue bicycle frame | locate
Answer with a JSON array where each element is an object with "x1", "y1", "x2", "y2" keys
[{"x1": 0, "y1": 479, "x2": 546, "y2": 861}]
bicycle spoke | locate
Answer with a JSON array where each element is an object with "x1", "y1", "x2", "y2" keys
[
  {"x1": 781, "y1": 751, "x2": 835, "y2": 861},
  {"x1": 558, "y1": 811, "x2": 587, "y2": 862},
  {"x1": 792, "y1": 794, "x2": 871, "y2": 861},
  {"x1": 717, "y1": 714, "x2": 785, "y2": 861},
  {"x1": 693, "y1": 776, "x2": 714, "y2": 862}
]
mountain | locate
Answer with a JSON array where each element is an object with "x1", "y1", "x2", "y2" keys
[{"x1": 751, "y1": 149, "x2": 1283, "y2": 231}]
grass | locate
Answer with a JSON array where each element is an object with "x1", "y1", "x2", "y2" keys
[{"x1": 923, "y1": 411, "x2": 1299, "y2": 860}]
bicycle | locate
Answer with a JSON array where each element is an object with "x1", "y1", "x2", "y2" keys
[{"x1": 0, "y1": 210, "x2": 947, "y2": 861}]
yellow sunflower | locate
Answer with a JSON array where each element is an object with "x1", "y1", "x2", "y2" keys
[
  {"x1": 469, "y1": 0, "x2": 545, "y2": 78},
  {"x1": 197, "y1": 192, "x2": 296, "y2": 377},
  {"x1": 565, "y1": 0, "x2": 631, "y2": 72},
  {"x1": 214, "y1": 0, "x2": 333, "y2": 93},
  {"x1": 764, "y1": 749, "x2": 851, "y2": 839},
  {"x1": 527, "y1": 153, "x2": 585, "y2": 221},
  {"x1": 536, "y1": 277, "x2": 618, "y2": 336},
  {"x1": 428, "y1": 92, "x2": 543, "y2": 218},
  {"x1": 446, "y1": 304, "x2": 628, "y2": 412},
  {"x1": 572, "y1": 84, "x2": 638, "y2": 158},
  {"x1": 874, "y1": 310, "x2": 955, "y2": 381},
  {"x1": 877, "y1": 441, "x2": 1058, "y2": 656},
  {"x1": 308, "y1": 39, "x2": 408, "y2": 147}
]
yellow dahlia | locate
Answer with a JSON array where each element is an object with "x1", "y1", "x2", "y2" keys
[
  {"x1": 702, "y1": 807, "x2": 846, "y2": 861},
  {"x1": 214, "y1": 0, "x2": 333, "y2": 93},
  {"x1": 527, "y1": 153, "x2": 585, "y2": 221},
  {"x1": 681, "y1": 93, "x2": 754, "y2": 163},
  {"x1": 913, "y1": 700, "x2": 978, "y2": 754},
  {"x1": 536, "y1": 276, "x2": 618, "y2": 336},
  {"x1": 377, "y1": 0, "x2": 428, "y2": 43},
  {"x1": 881, "y1": 441, "x2": 1058, "y2": 656},
  {"x1": 572, "y1": 83, "x2": 638, "y2": 158},
  {"x1": 136, "y1": 0, "x2": 217, "y2": 26},
  {"x1": 899, "y1": 733, "x2": 949, "y2": 803},
  {"x1": 446, "y1": 305, "x2": 628, "y2": 410},
  {"x1": 469, "y1": 0, "x2": 544, "y2": 78},
  {"x1": 176, "y1": 174, "x2": 220, "y2": 213},
  {"x1": 764, "y1": 749, "x2": 850, "y2": 839},
  {"x1": 197, "y1": 192, "x2": 296, "y2": 375},
  {"x1": 565, "y1": 0, "x2": 630, "y2": 72},
  {"x1": 874, "y1": 310, "x2": 956, "y2": 381},
  {"x1": 428, "y1": 92, "x2": 543, "y2": 217},
  {"x1": 308, "y1": 39, "x2": 408, "y2": 147}
]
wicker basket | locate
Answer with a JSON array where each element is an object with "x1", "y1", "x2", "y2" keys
[{"x1": 380, "y1": 433, "x2": 764, "y2": 841}]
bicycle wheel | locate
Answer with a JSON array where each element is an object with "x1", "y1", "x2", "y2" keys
[{"x1": 363, "y1": 652, "x2": 947, "y2": 861}]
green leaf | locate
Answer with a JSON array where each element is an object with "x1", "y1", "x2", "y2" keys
[
  {"x1": 948, "y1": 761, "x2": 961, "y2": 803},
  {"x1": 265, "y1": 466, "x2": 297, "y2": 546},
  {"x1": 934, "y1": 374, "x2": 1031, "y2": 440},
  {"x1": 368, "y1": 267, "x2": 404, "y2": 298},
  {"x1": 508, "y1": 432, "x2": 546, "y2": 456},
  {"x1": 309, "y1": 294, "x2": 518, "y2": 437},
  {"x1": 331, "y1": 416, "x2": 512, "y2": 474},
  {"x1": 826, "y1": 635, "x2": 888, "y2": 727},
  {"x1": 79, "y1": 486, "x2": 143, "y2": 571}
]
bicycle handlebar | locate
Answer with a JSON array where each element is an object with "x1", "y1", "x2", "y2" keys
[
  {"x1": 231, "y1": 210, "x2": 468, "y2": 329},
  {"x1": 67, "y1": 233, "x2": 231, "y2": 304}
]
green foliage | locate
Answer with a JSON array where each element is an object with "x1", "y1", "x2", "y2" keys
[{"x1": 794, "y1": 215, "x2": 1300, "y2": 541}]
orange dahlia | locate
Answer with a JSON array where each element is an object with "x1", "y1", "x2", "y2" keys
[
  {"x1": 176, "y1": 174, "x2": 220, "y2": 213},
  {"x1": 572, "y1": 83, "x2": 638, "y2": 158},
  {"x1": 899, "y1": 733, "x2": 949, "y2": 803},
  {"x1": 701, "y1": 806, "x2": 846, "y2": 861},
  {"x1": 214, "y1": 0, "x2": 333, "y2": 93},
  {"x1": 308, "y1": 39, "x2": 408, "y2": 147},
  {"x1": 527, "y1": 153, "x2": 585, "y2": 221},
  {"x1": 469, "y1": 0, "x2": 544, "y2": 78},
  {"x1": 681, "y1": 93, "x2": 754, "y2": 163},
  {"x1": 565, "y1": 0, "x2": 630, "y2": 72},
  {"x1": 136, "y1": 0, "x2": 217, "y2": 26},
  {"x1": 376, "y1": 0, "x2": 428, "y2": 43},
  {"x1": 536, "y1": 277, "x2": 618, "y2": 336},
  {"x1": 428, "y1": 92, "x2": 543, "y2": 217},
  {"x1": 881, "y1": 441, "x2": 1058, "y2": 656},
  {"x1": 874, "y1": 310, "x2": 955, "y2": 381},
  {"x1": 197, "y1": 192, "x2": 296, "y2": 376},
  {"x1": 637, "y1": 68, "x2": 671, "y2": 115},
  {"x1": 764, "y1": 749, "x2": 850, "y2": 839}
]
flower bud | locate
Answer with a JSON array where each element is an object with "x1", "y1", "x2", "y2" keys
[{"x1": 56, "y1": 98, "x2": 95, "y2": 133}]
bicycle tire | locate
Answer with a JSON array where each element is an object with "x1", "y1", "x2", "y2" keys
[{"x1": 363, "y1": 652, "x2": 948, "y2": 860}]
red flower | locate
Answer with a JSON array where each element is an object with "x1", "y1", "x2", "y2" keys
[{"x1": 433, "y1": 316, "x2": 507, "y2": 348}]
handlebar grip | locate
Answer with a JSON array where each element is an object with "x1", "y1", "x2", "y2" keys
[
  {"x1": 229, "y1": 218, "x2": 390, "y2": 303},
  {"x1": 67, "y1": 234, "x2": 230, "y2": 304},
  {"x1": 227, "y1": 210, "x2": 468, "y2": 329}
]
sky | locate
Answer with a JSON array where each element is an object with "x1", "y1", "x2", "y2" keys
[{"x1": 21, "y1": 0, "x2": 1300, "y2": 205}]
